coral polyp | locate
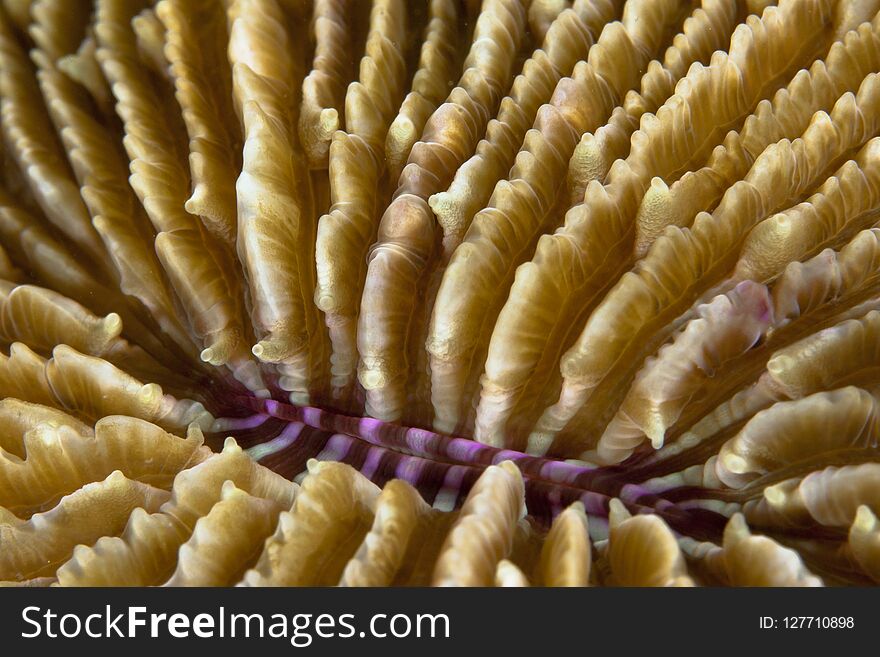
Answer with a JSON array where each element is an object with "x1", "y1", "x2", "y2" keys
[{"x1": 2, "y1": 0, "x2": 880, "y2": 586}]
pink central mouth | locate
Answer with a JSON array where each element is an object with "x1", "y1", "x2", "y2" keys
[{"x1": 206, "y1": 391, "x2": 728, "y2": 544}]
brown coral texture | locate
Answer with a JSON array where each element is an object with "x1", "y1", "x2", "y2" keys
[{"x1": 1, "y1": 0, "x2": 880, "y2": 586}]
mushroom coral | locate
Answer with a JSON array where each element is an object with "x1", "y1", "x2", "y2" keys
[{"x1": 1, "y1": 0, "x2": 880, "y2": 586}]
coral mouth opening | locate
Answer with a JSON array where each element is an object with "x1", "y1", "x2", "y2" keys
[{"x1": 214, "y1": 393, "x2": 729, "y2": 543}]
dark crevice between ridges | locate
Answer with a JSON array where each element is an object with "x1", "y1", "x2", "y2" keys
[{"x1": 256, "y1": 425, "x2": 335, "y2": 481}]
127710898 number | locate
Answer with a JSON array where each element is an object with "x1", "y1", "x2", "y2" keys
[{"x1": 783, "y1": 617, "x2": 854, "y2": 629}]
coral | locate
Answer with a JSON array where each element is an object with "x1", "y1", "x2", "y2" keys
[{"x1": 2, "y1": 0, "x2": 880, "y2": 586}]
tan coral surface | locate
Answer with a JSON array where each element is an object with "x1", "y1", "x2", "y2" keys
[{"x1": 2, "y1": 0, "x2": 880, "y2": 586}]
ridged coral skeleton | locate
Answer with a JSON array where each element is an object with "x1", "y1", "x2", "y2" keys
[{"x1": 2, "y1": 0, "x2": 880, "y2": 586}]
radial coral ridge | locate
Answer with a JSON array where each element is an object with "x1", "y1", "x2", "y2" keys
[{"x1": 2, "y1": 0, "x2": 880, "y2": 588}]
